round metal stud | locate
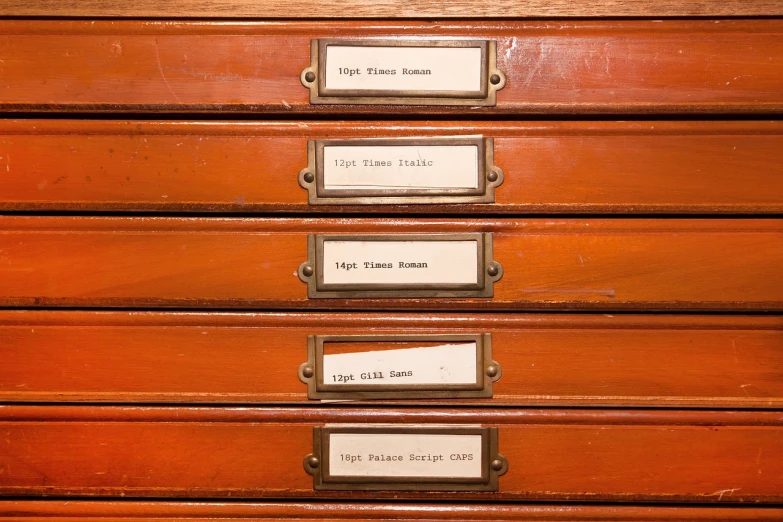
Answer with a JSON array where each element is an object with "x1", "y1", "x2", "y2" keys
[
  {"x1": 303, "y1": 171, "x2": 315, "y2": 183},
  {"x1": 302, "y1": 366, "x2": 314, "y2": 378},
  {"x1": 486, "y1": 365, "x2": 498, "y2": 378},
  {"x1": 487, "y1": 170, "x2": 499, "y2": 183},
  {"x1": 302, "y1": 265, "x2": 314, "y2": 277},
  {"x1": 491, "y1": 459, "x2": 504, "y2": 471},
  {"x1": 490, "y1": 74, "x2": 501, "y2": 85},
  {"x1": 305, "y1": 71, "x2": 316, "y2": 83},
  {"x1": 308, "y1": 456, "x2": 320, "y2": 468},
  {"x1": 487, "y1": 264, "x2": 499, "y2": 277}
]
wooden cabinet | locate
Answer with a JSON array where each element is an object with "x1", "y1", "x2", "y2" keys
[{"x1": 0, "y1": 0, "x2": 781, "y2": 518}]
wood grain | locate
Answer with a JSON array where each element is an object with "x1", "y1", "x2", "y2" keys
[
  {"x1": 2, "y1": 501, "x2": 783, "y2": 521},
  {"x1": 2, "y1": 120, "x2": 781, "y2": 214},
  {"x1": 0, "y1": 406, "x2": 781, "y2": 502},
  {"x1": 1, "y1": 1, "x2": 781, "y2": 19},
  {"x1": 0, "y1": 217, "x2": 780, "y2": 311},
  {"x1": 1, "y1": 312, "x2": 781, "y2": 408},
  {"x1": 0, "y1": 21, "x2": 782, "y2": 114}
]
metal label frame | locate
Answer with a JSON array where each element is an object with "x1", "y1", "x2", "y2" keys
[
  {"x1": 297, "y1": 232, "x2": 502, "y2": 299},
  {"x1": 304, "y1": 426, "x2": 508, "y2": 491},
  {"x1": 298, "y1": 137, "x2": 504, "y2": 205},
  {"x1": 298, "y1": 333, "x2": 501, "y2": 400},
  {"x1": 301, "y1": 39, "x2": 506, "y2": 106}
]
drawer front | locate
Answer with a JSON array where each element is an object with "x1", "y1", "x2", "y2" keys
[
  {"x1": 0, "y1": 217, "x2": 780, "y2": 310},
  {"x1": 1, "y1": 21, "x2": 782, "y2": 114},
  {"x1": 2, "y1": 502, "x2": 783, "y2": 521},
  {"x1": 0, "y1": 407, "x2": 781, "y2": 502},
  {"x1": 1, "y1": 312, "x2": 781, "y2": 408},
  {"x1": 1, "y1": 121, "x2": 781, "y2": 214}
]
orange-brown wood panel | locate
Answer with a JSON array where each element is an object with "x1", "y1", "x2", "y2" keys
[
  {"x1": 0, "y1": 407, "x2": 781, "y2": 502},
  {"x1": 2, "y1": 0, "x2": 781, "y2": 18},
  {"x1": 2, "y1": 501, "x2": 783, "y2": 522},
  {"x1": 0, "y1": 21, "x2": 782, "y2": 114},
  {"x1": 0, "y1": 217, "x2": 780, "y2": 310},
  {"x1": 1, "y1": 312, "x2": 781, "y2": 408},
  {"x1": 1, "y1": 120, "x2": 781, "y2": 213}
]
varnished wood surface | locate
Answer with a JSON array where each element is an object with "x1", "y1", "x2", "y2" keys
[
  {"x1": 2, "y1": 502, "x2": 783, "y2": 522},
  {"x1": 1, "y1": 21, "x2": 782, "y2": 114},
  {"x1": 2, "y1": 0, "x2": 782, "y2": 19},
  {"x1": 0, "y1": 406, "x2": 781, "y2": 502},
  {"x1": 1, "y1": 312, "x2": 781, "y2": 408},
  {"x1": 0, "y1": 217, "x2": 780, "y2": 311},
  {"x1": 2, "y1": 120, "x2": 781, "y2": 213}
]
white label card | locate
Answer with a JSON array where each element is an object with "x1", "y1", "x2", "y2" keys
[
  {"x1": 323, "y1": 144, "x2": 479, "y2": 191},
  {"x1": 322, "y1": 240, "x2": 478, "y2": 286},
  {"x1": 328, "y1": 433, "x2": 483, "y2": 478},
  {"x1": 322, "y1": 343, "x2": 478, "y2": 387},
  {"x1": 325, "y1": 45, "x2": 483, "y2": 93}
]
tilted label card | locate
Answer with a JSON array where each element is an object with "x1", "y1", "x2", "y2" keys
[
  {"x1": 298, "y1": 333, "x2": 500, "y2": 401},
  {"x1": 322, "y1": 343, "x2": 479, "y2": 387}
]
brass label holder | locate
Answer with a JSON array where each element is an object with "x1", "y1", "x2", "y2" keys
[
  {"x1": 298, "y1": 137, "x2": 503, "y2": 205},
  {"x1": 298, "y1": 333, "x2": 501, "y2": 400},
  {"x1": 301, "y1": 39, "x2": 506, "y2": 106},
  {"x1": 297, "y1": 232, "x2": 503, "y2": 299},
  {"x1": 304, "y1": 426, "x2": 508, "y2": 491}
]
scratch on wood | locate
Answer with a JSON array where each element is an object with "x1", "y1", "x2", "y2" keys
[
  {"x1": 711, "y1": 487, "x2": 741, "y2": 500},
  {"x1": 154, "y1": 38, "x2": 182, "y2": 104},
  {"x1": 522, "y1": 42, "x2": 547, "y2": 87}
]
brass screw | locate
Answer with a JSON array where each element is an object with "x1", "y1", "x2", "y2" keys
[
  {"x1": 305, "y1": 72, "x2": 316, "y2": 83},
  {"x1": 486, "y1": 365, "x2": 498, "y2": 378},
  {"x1": 491, "y1": 459, "x2": 504, "y2": 471},
  {"x1": 303, "y1": 171, "x2": 315, "y2": 183},
  {"x1": 308, "y1": 456, "x2": 320, "y2": 468},
  {"x1": 487, "y1": 170, "x2": 499, "y2": 182},
  {"x1": 487, "y1": 264, "x2": 499, "y2": 277},
  {"x1": 302, "y1": 265, "x2": 314, "y2": 277},
  {"x1": 302, "y1": 366, "x2": 314, "y2": 378},
  {"x1": 490, "y1": 74, "x2": 501, "y2": 85}
]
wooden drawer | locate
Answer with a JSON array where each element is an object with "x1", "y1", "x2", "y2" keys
[
  {"x1": 2, "y1": 501, "x2": 783, "y2": 521},
  {"x1": 1, "y1": 312, "x2": 781, "y2": 408},
  {"x1": 0, "y1": 217, "x2": 780, "y2": 310},
  {"x1": 2, "y1": 120, "x2": 781, "y2": 214},
  {"x1": 0, "y1": 406, "x2": 781, "y2": 502},
  {"x1": 0, "y1": 21, "x2": 781, "y2": 114}
]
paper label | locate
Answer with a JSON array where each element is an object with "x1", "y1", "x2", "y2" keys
[
  {"x1": 321, "y1": 240, "x2": 479, "y2": 286},
  {"x1": 322, "y1": 144, "x2": 479, "y2": 191},
  {"x1": 328, "y1": 432, "x2": 483, "y2": 478},
  {"x1": 322, "y1": 343, "x2": 478, "y2": 386},
  {"x1": 324, "y1": 45, "x2": 483, "y2": 93}
]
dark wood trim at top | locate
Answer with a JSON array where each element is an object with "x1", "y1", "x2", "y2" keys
[{"x1": 0, "y1": 0, "x2": 781, "y2": 19}]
